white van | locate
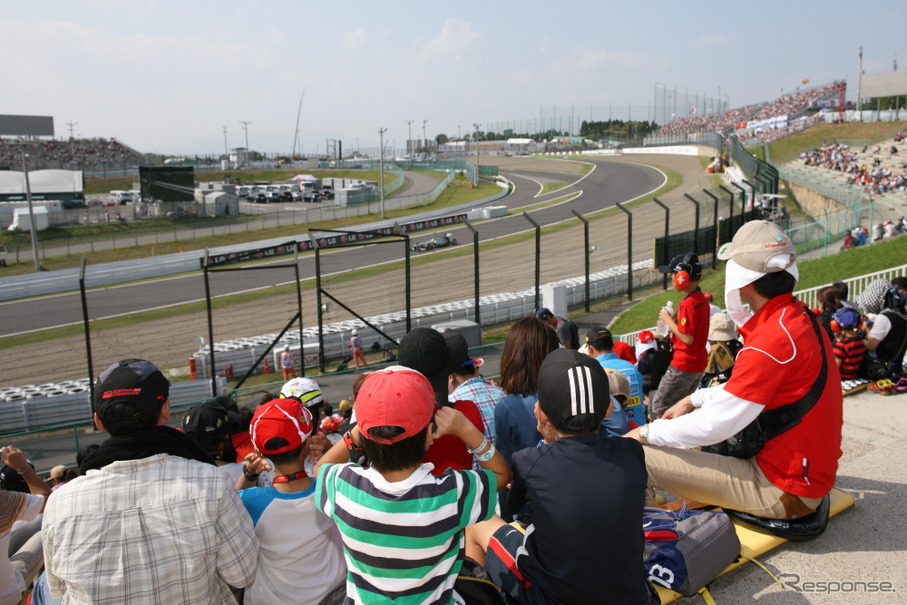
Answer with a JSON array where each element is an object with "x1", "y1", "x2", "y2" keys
[{"x1": 108, "y1": 190, "x2": 132, "y2": 205}]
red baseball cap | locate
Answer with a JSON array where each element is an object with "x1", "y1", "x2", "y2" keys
[
  {"x1": 637, "y1": 330, "x2": 655, "y2": 344},
  {"x1": 356, "y1": 366, "x2": 435, "y2": 444},
  {"x1": 250, "y1": 398, "x2": 314, "y2": 455}
]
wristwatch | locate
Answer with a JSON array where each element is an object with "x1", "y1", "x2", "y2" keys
[{"x1": 638, "y1": 425, "x2": 649, "y2": 445}]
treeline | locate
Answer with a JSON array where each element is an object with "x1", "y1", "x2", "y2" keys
[{"x1": 579, "y1": 120, "x2": 660, "y2": 139}]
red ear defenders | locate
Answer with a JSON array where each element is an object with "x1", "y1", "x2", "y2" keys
[
  {"x1": 671, "y1": 261, "x2": 697, "y2": 290},
  {"x1": 830, "y1": 307, "x2": 862, "y2": 332}
]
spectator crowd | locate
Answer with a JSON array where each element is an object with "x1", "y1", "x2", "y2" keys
[
  {"x1": 0, "y1": 137, "x2": 142, "y2": 169},
  {"x1": 799, "y1": 129, "x2": 907, "y2": 198}
]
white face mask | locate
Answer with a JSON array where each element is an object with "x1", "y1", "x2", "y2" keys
[{"x1": 723, "y1": 257, "x2": 799, "y2": 327}]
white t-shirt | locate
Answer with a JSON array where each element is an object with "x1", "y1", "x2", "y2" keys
[
  {"x1": 868, "y1": 313, "x2": 892, "y2": 341},
  {"x1": 239, "y1": 483, "x2": 345, "y2": 605}
]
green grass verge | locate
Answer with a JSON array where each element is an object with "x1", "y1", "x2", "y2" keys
[
  {"x1": 609, "y1": 235, "x2": 907, "y2": 334},
  {"x1": 758, "y1": 121, "x2": 907, "y2": 164}
]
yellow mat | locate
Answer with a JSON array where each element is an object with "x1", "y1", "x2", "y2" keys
[{"x1": 655, "y1": 487, "x2": 856, "y2": 603}]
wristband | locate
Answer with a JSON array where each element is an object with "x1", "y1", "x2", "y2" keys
[
  {"x1": 467, "y1": 435, "x2": 489, "y2": 456},
  {"x1": 477, "y1": 443, "x2": 496, "y2": 463},
  {"x1": 242, "y1": 465, "x2": 260, "y2": 482}
]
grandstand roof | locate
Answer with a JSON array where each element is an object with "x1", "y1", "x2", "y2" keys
[{"x1": 0, "y1": 169, "x2": 83, "y2": 195}]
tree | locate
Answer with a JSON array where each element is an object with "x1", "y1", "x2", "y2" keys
[{"x1": 436, "y1": 133, "x2": 449, "y2": 146}]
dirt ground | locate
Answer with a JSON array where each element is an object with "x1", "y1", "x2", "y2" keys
[{"x1": 3, "y1": 154, "x2": 718, "y2": 387}]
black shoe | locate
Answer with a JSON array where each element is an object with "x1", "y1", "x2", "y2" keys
[{"x1": 724, "y1": 495, "x2": 830, "y2": 542}]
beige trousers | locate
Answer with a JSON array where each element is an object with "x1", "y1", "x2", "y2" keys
[{"x1": 643, "y1": 445, "x2": 822, "y2": 519}]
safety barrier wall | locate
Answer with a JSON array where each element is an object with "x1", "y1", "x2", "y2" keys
[{"x1": 0, "y1": 378, "x2": 225, "y2": 433}]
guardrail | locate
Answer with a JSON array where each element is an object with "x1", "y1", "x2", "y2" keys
[{"x1": 0, "y1": 378, "x2": 225, "y2": 434}]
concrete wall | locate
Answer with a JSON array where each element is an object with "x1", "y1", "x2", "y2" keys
[{"x1": 787, "y1": 182, "x2": 847, "y2": 218}]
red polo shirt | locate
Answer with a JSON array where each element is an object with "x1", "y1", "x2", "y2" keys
[{"x1": 670, "y1": 289, "x2": 710, "y2": 373}]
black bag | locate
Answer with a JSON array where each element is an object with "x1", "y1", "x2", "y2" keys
[
  {"x1": 453, "y1": 556, "x2": 505, "y2": 605},
  {"x1": 858, "y1": 355, "x2": 891, "y2": 381},
  {"x1": 702, "y1": 308, "x2": 827, "y2": 459}
]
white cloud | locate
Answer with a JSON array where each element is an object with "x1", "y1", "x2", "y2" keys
[
  {"x1": 418, "y1": 17, "x2": 479, "y2": 63},
  {"x1": 342, "y1": 28, "x2": 368, "y2": 50},
  {"x1": 692, "y1": 33, "x2": 734, "y2": 49}
]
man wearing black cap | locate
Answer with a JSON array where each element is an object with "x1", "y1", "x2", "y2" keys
[
  {"x1": 398, "y1": 327, "x2": 485, "y2": 474},
  {"x1": 465, "y1": 349, "x2": 651, "y2": 604},
  {"x1": 41, "y1": 358, "x2": 259, "y2": 604},
  {"x1": 650, "y1": 252, "x2": 710, "y2": 419}
]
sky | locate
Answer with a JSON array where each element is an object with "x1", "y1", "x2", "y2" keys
[{"x1": 3, "y1": 1, "x2": 905, "y2": 155}]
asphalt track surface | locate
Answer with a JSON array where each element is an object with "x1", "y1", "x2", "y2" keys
[{"x1": 0, "y1": 159, "x2": 664, "y2": 337}]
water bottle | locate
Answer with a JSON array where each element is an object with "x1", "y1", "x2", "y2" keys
[{"x1": 656, "y1": 301, "x2": 674, "y2": 337}]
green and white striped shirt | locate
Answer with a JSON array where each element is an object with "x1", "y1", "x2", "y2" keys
[{"x1": 316, "y1": 462, "x2": 495, "y2": 604}]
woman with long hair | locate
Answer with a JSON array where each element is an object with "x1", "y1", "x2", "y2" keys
[{"x1": 493, "y1": 316, "x2": 559, "y2": 464}]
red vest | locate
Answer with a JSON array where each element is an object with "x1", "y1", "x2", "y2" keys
[{"x1": 726, "y1": 295, "x2": 843, "y2": 498}]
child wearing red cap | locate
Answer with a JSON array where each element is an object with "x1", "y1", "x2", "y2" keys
[
  {"x1": 314, "y1": 366, "x2": 511, "y2": 604},
  {"x1": 238, "y1": 398, "x2": 345, "y2": 605}
]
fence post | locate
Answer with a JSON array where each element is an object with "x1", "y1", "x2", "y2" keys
[
  {"x1": 731, "y1": 181, "x2": 747, "y2": 215},
  {"x1": 652, "y1": 198, "x2": 670, "y2": 290},
  {"x1": 616, "y1": 202, "x2": 633, "y2": 301},
  {"x1": 702, "y1": 190, "x2": 719, "y2": 269},
  {"x1": 718, "y1": 184, "x2": 735, "y2": 228},
  {"x1": 571, "y1": 210, "x2": 590, "y2": 312},
  {"x1": 522, "y1": 213, "x2": 542, "y2": 310},
  {"x1": 683, "y1": 193, "x2": 701, "y2": 255},
  {"x1": 464, "y1": 220, "x2": 481, "y2": 324},
  {"x1": 741, "y1": 179, "x2": 756, "y2": 208}
]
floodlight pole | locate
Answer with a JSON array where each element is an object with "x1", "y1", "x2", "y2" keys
[
  {"x1": 239, "y1": 120, "x2": 251, "y2": 151},
  {"x1": 21, "y1": 152, "x2": 42, "y2": 271},
  {"x1": 473, "y1": 123, "x2": 481, "y2": 186},
  {"x1": 406, "y1": 120, "x2": 413, "y2": 156},
  {"x1": 422, "y1": 120, "x2": 428, "y2": 154},
  {"x1": 378, "y1": 127, "x2": 387, "y2": 219}
]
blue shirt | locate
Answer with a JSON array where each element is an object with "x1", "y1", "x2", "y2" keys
[{"x1": 493, "y1": 392, "x2": 541, "y2": 465}]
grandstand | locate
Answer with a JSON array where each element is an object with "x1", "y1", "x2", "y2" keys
[
  {"x1": 0, "y1": 136, "x2": 143, "y2": 172},
  {"x1": 649, "y1": 81, "x2": 846, "y2": 144}
]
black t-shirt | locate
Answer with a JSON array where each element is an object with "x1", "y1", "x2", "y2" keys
[
  {"x1": 878, "y1": 311, "x2": 907, "y2": 364},
  {"x1": 506, "y1": 434, "x2": 649, "y2": 605}
]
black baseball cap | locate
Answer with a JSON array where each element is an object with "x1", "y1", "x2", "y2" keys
[
  {"x1": 537, "y1": 348, "x2": 610, "y2": 427},
  {"x1": 93, "y1": 359, "x2": 170, "y2": 422}
]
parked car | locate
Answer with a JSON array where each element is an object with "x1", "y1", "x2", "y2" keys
[
  {"x1": 318, "y1": 189, "x2": 335, "y2": 200},
  {"x1": 411, "y1": 233, "x2": 458, "y2": 252}
]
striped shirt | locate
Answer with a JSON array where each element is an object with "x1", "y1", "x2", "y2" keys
[
  {"x1": 832, "y1": 335, "x2": 866, "y2": 379},
  {"x1": 315, "y1": 463, "x2": 495, "y2": 604}
]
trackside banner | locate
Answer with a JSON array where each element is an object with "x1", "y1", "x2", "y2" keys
[
  {"x1": 204, "y1": 213, "x2": 467, "y2": 267},
  {"x1": 205, "y1": 241, "x2": 299, "y2": 267}
]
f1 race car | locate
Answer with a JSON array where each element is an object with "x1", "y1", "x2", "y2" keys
[{"x1": 410, "y1": 233, "x2": 458, "y2": 252}]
